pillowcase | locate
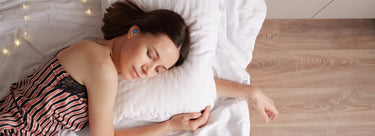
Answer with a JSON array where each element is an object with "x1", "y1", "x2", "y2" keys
[
  {"x1": 212, "y1": 0, "x2": 267, "y2": 84},
  {"x1": 102, "y1": 0, "x2": 220, "y2": 122}
]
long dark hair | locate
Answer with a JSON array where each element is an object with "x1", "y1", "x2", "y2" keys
[{"x1": 102, "y1": 0, "x2": 191, "y2": 67}]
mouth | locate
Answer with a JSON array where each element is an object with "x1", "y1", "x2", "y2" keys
[{"x1": 132, "y1": 66, "x2": 140, "y2": 79}]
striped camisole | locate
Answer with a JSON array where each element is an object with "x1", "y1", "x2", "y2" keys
[{"x1": 0, "y1": 55, "x2": 89, "y2": 136}]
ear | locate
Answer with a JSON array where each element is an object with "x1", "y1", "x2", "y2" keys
[{"x1": 128, "y1": 25, "x2": 141, "y2": 39}]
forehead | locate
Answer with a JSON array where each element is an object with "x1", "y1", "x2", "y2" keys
[{"x1": 143, "y1": 34, "x2": 180, "y2": 68}]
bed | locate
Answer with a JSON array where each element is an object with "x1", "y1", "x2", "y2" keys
[{"x1": 0, "y1": 0, "x2": 266, "y2": 135}]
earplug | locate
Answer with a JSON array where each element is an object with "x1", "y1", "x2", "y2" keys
[{"x1": 132, "y1": 30, "x2": 138, "y2": 35}]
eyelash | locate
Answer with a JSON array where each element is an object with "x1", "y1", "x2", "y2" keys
[
  {"x1": 147, "y1": 50, "x2": 151, "y2": 58},
  {"x1": 147, "y1": 50, "x2": 159, "y2": 73}
]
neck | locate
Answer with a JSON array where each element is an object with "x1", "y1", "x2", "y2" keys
[
  {"x1": 111, "y1": 40, "x2": 121, "y2": 73},
  {"x1": 107, "y1": 37, "x2": 125, "y2": 73},
  {"x1": 92, "y1": 38, "x2": 120, "y2": 73}
]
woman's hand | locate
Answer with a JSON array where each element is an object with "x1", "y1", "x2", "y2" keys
[
  {"x1": 248, "y1": 87, "x2": 278, "y2": 123},
  {"x1": 168, "y1": 105, "x2": 211, "y2": 131},
  {"x1": 114, "y1": 106, "x2": 210, "y2": 136},
  {"x1": 215, "y1": 78, "x2": 278, "y2": 123}
]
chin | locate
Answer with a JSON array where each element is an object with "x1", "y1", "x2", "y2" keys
[
  {"x1": 120, "y1": 73, "x2": 132, "y2": 80},
  {"x1": 123, "y1": 77, "x2": 132, "y2": 80}
]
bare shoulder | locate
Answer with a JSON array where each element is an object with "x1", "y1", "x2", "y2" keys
[
  {"x1": 57, "y1": 40, "x2": 117, "y2": 86},
  {"x1": 60, "y1": 40, "x2": 108, "y2": 59}
]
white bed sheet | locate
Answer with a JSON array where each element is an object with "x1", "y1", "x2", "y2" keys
[{"x1": 0, "y1": 0, "x2": 266, "y2": 135}]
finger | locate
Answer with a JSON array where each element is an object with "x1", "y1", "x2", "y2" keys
[
  {"x1": 268, "y1": 105, "x2": 279, "y2": 120},
  {"x1": 254, "y1": 104, "x2": 269, "y2": 122},
  {"x1": 201, "y1": 105, "x2": 211, "y2": 119},
  {"x1": 271, "y1": 110, "x2": 278, "y2": 121},
  {"x1": 199, "y1": 105, "x2": 211, "y2": 121},
  {"x1": 268, "y1": 100, "x2": 279, "y2": 114},
  {"x1": 266, "y1": 109, "x2": 275, "y2": 121},
  {"x1": 270, "y1": 114, "x2": 277, "y2": 121},
  {"x1": 258, "y1": 107, "x2": 269, "y2": 123},
  {"x1": 192, "y1": 105, "x2": 211, "y2": 125},
  {"x1": 266, "y1": 110, "x2": 271, "y2": 118},
  {"x1": 186, "y1": 112, "x2": 202, "y2": 120}
]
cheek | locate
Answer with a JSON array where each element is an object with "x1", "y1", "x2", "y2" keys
[
  {"x1": 170, "y1": 52, "x2": 180, "y2": 66},
  {"x1": 132, "y1": 47, "x2": 148, "y2": 63},
  {"x1": 119, "y1": 58, "x2": 133, "y2": 80},
  {"x1": 119, "y1": 46, "x2": 143, "y2": 70}
]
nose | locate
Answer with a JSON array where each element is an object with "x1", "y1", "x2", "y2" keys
[{"x1": 142, "y1": 62, "x2": 157, "y2": 77}]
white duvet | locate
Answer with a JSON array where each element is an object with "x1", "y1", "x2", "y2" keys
[{"x1": 0, "y1": 0, "x2": 266, "y2": 135}]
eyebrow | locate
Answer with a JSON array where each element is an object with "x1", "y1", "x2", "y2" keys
[{"x1": 153, "y1": 47, "x2": 168, "y2": 70}]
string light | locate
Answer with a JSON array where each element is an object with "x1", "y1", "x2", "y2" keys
[
  {"x1": 85, "y1": 9, "x2": 92, "y2": 15},
  {"x1": 22, "y1": 3, "x2": 28, "y2": 10},
  {"x1": 2, "y1": 48, "x2": 9, "y2": 55},
  {"x1": 14, "y1": 39, "x2": 21, "y2": 46},
  {"x1": 24, "y1": 16, "x2": 29, "y2": 21},
  {"x1": 1, "y1": 1, "x2": 93, "y2": 56}
]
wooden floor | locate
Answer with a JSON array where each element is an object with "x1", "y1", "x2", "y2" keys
[{"x1": 246, "y1": 19, "x2": 375, "y2": 136}]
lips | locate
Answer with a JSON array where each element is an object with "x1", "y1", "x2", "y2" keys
[{"x1": 132, "y1": 66, "x2": 140, "y2": 79}]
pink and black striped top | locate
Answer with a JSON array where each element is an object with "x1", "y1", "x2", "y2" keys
[{"x1": 0, "y1": 55, "x2": 89, "y2": 136}]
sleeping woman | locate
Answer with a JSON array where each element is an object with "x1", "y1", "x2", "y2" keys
[{"x1": 0, "y1": 0, "x2": 278, "y2": 136}]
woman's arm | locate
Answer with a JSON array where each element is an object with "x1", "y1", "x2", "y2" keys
[
  {"x1": 115, "y1": 120, "x2": 173, "y2": 136},
  {"x1": 215, "y1": 78, "x2": 279, "y2": 122},
  {"x1": 84, "y1": 60, "x2": 118, "y2": 136},
  {"x1": 115, "y1": 106, "x2": 211, "y2": 136},
  {"x1": 215, "y1": 78, "x2": 253, "y2": 98},
  {"x1": 59, "y1": 41, "x2": 118, "y2": 136}
]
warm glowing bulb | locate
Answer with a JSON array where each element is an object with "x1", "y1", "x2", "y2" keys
[
  {"x1": 81, "y1": 0, "x2": 88, "y2": 3},
  {"x1": 14, "y1": 39, "x2": 21, "y2": 46},
  {"x1": 22, "y1": 3, "x2": 28, "y2": 9},
  {"x1": 24, "y1": 32, "x2": 28, "y2": 36},
  {"x1": 85, "y1": 9, "x2": 92, "y2": 15},
  {"x1": 2, "y1": 49, "x2": 9, "y2": 55},
  {"x1": 24, "y1": 16, "x2": 29, "y2": 21}
]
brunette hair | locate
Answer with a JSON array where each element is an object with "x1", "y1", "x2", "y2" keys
[{"x1": 102, "y1": 0, "x2": 191, "y2": 67}]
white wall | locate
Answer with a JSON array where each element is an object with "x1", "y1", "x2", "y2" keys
[{"x1": 265, "y1": 0, "x2": 375, "y2": 18}]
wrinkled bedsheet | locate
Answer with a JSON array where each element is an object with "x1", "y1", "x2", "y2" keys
[{"x1": 0, "y1": 0, "x2": 266, "y2": 135}]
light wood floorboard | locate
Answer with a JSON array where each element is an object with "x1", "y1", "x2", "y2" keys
[{"x1": 246, "y1": 19, "x2": 375, "y2": 136}]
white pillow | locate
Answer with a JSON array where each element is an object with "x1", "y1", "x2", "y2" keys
[
  {"x1": 101, "y1": 0, "x2": 220, "y2": 122},
  {"x1": 213, "y1": 0, "x2": 267, "y2": 84}
]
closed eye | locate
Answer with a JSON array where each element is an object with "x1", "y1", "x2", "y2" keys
[
  {"x1": 147, "y1": 50, "x2": 151, "y2": 58},
  {"x1": 155, "y1": 66, "x2": 167, "y2": 73}
]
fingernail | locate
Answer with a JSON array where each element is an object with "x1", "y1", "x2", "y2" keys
[{"x1": 207, "y1": 105, "x2": 211, "y2": 109}]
